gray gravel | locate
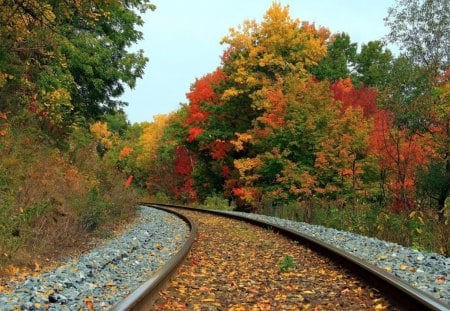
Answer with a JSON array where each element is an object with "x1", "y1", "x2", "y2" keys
[
  {"x1": 0, "y1": 206, "x2": 189, "y2": 310},
  {"x1": 1, "y1": 205, "x2": 448, "y2": 309},
  {"x1": 219, "y1": 210, "x2": 450, "y2": 306}
]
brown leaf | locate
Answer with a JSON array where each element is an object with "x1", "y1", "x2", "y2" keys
[
  {"x1": 435, "y1": 276, "x2": 446, "y2": 283},
  {"x1": 84, "y1": 299, "x2": 94, "y2": 311}
]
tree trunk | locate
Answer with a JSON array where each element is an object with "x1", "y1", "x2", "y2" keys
[{"x1": 437, "y1": 156, "x2": 450, "y2": 211}]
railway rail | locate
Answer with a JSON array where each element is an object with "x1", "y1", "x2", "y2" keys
[{"x1": 113, "y1": 203, "x2": 450, "y2": 311}]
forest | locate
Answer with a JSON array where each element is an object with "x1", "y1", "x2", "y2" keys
[{"x1": 0, "y1": 0, "x2": 449, "y2": 275}]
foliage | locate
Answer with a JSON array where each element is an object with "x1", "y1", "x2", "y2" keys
[
  {"x1": 278, "y1": 254, "x2": 297, "y2": 273},
  {"x1": 0, "y1": 0, "x2": 155, "y2": 141},
  {"x1": 127, "y1": 2, "x2": 449, "y2": 255},
  {"x1": 353, "y1": 41, "x2": 393, "y2": 88},
  {"x1": 202, "y1": 194, "x2": 235, "y2": 211},
  {"x1": 261, "y1": 201, "x2": 449, "y2": 255},
  {"x1": 0, "y1": 125, "x2": 138, "y2": 272},
  {"x1": 385, "y1": 0, "x2": 449, "y2": 74},
  {"x1": 311, "y1": 32, "x2": 357, "y2": 82},
  {"x1": 383, "y1": 0, "x2": 450, "y2": 211}
]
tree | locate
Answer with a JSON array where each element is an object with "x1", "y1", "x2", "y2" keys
[
  {"x1": 314, "y1": 106, "x2": 374, "y2": 206},
  {"x1": 221, "y1": 2, "x2": 329, "y2": 103},
  {"x1": 105, "y1": 111, "x2": 130, "y2": 137},
  {"x1": 353, "y1": 41, "x2": 393, "y2": 88},
  {"x1": 137, "y1": 107, "x2": 202, "y2": 202},
  {"x1": 384, "y1": 0, "x2": 450, "y2": 210},
  {"x1": 311, "y1": 33, "x2": 357, "y2": 82},
  {"x1": 331, "y1": 77, "x2": 378, "y2": 117},
  {"x1": 370, "y1": 110, "x2": 436, "y2": 211},
  {"x1": 385, "y1": 0, "x2": 449, "y2": 75},
  {"x1": 0, "y1": 0, "x2": 155, "y2": 141}
]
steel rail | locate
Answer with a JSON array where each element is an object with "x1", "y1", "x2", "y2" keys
[
  {"x1": 111, "y1": 205, "x2": 197, "y2": 311},
  {"x1": 141, "y1": 202, "x2": 450, "y2": 311}
]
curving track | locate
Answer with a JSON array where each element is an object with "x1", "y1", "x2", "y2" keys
[{"x1": 113, "y1": 203, "x2": 449, "y2": 311}]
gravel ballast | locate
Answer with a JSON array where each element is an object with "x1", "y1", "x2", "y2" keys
[
  {"x1": 0, "y1": 206, "x2": 189, "y2": 310},
  {"x1": 0, "y1": 205, "x2": 448, "y2": 309},
  {"x1": 219, "y1": 210, "x2": 450, "y2": 306}
]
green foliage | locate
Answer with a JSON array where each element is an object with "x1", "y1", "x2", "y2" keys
[
  {"x1": 105, "y1": 111, "x2": 130, "y2": 137},
  {"x1": 444, "y1": 197, "x2": 450, "y2": 221},
  {"x1": 385, "y1": 0, "x2": 449, "y2": 73},
  {"x1": 278, "y1": 255, "x2": 297, "y2": 273},
  {"x1": 417, "y1": 161, "x2": 450, "y2": 208},
  {"x1": 261, "y1": 201, "x2": 449, "y2": 255},
  {"x1": 75, "y1": 188, "x2": 108, "y2": 232},
  {"x1": 311, "y1": 33, "x2": 357, "y2": 82},
  {"x1": 0, "y1": 0, "x2": 154, "y2": 142},
  {"x1": 353, "y1": 41, "x2": 393, "y2": 88},
  {"x1": 203, "y1": 194, "x2": 235, "y2": 211},
  {"x1": 151, "y1": 192, "x2": 173, "y2": 204}
]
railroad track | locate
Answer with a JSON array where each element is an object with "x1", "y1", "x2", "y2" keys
[{"x1": 113, "y1": 203, "x2": 450, "y2": 311}]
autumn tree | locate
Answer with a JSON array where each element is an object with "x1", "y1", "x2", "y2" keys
[
  {"x1": 370, "y1": 110, "x2": 436, "y2": 211},
  {"x1": 142, "y1": 108, "x2": 200, "y2": 201},
  {"x1": 0, "y1": 0, "x2": 155, "y2": 141},
  {"x1": 314, "y1": 105, "x2": 374, "y2": 206},
  {"x1": 182, "y1": 68, "x2": 238, "y2": 200},
  {"x1": 384, "y1": 0, "x2": 450, "y2": 210},
  {"x1": 331, "y1": 78, "x2": 378, "y2": 117},
  {"x1": 214, "y1": 3, "x2": 331, "y2": 208}
]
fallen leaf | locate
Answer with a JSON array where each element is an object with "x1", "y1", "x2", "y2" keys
[
  {"x1": 435, "y1": 276, "x2": 446, "y2": 283},
  {"x1": 84, "y1": 299, "x2": 94, "y2": 311}
]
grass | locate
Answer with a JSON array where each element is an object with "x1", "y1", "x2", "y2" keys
[
  {"x1": 202, "y1": 194, "x2": 235, "y2": 211},
  {"x1": 278, "y1": 255, "x2": 297, "y2": 273},
  {"x1": 195, "y1": 194, "x2": 449, "y2": 256},
  {"x1": 260, "y1": 200, "x2": 449, "y2": 256}
]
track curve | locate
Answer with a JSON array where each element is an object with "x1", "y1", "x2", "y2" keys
[
  {"x1": 115, "y1": 202, "x2": 449, "y2": 311},
  {"x1": 111, "y1": 205, "x2": 197, "y2": 311}
]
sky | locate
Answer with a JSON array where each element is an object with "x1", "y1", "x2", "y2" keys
[{"x1": 121, "y1": 0, "x2": 396, "y2": 124}]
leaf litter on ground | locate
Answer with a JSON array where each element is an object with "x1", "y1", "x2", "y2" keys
[{"x1": 154, "y1": 209, "x2": 397, "y2": 310}]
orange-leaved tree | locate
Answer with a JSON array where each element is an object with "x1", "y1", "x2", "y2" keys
[{"x1": 370, "y1": 110, "x2": 436, "y2": 211}]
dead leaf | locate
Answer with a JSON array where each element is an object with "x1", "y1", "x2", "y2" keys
[
  {"x1": 84, "y1": 299, "x2": 94, "y2": 311},
  {"x1": 435, "y1": 276, "x2": 446, "y2": 283}
]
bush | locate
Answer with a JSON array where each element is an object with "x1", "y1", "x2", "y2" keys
[
  {"x1": 0, "y1": 126, "x2": 138, "y2": 274},
  {"x1": 203, "y1": 194, "x2": 235, "y2": 211},
  {"x1": 260, "y1": 199, "x2": 449, "y2": 256}
]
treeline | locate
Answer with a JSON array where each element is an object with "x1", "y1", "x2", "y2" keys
[
  {"x1": 117, "y1": 2, "x2": 449, "y2": 253},
  {"x1": 0, "y1": 1, "x2": 154, "y2": 271},
  {"x1": 1, "y1": 0, "x2": 448, "y2": 269}
]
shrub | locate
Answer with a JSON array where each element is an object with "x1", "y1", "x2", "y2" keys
[
  {"x1": 0, "y1": 126, "x2": 138, "y2": 274},
  {"x1": 203, "y1": 194, "x2": 235, "y2": 211},
  {"x1": 260, "y1": 199, "x2": 449, "y2": 256},
  {"x1": 278, "y1": 255, "x2": 297, "y2": 273}
]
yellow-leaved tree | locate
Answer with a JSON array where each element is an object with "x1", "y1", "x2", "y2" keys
[{"x1": 218, "y1": 2, "x2": 331, "y2": 207}]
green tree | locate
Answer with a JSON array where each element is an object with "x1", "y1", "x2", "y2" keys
[
  {"x1": 105, "y1": 111, "x2": 130, "y2": 137},
  {"x1": 353, "y1": 41, "x2": 393, "y2": 88},
  {"x1": 385, "y1": 0, "x2": 449, "y2": 75},
  {"x1": 311, "y1": 33, "x2": 357, "y2": 82},
  {"x1": 0, "y1": 0, "x2": 155, "y2": 140}
]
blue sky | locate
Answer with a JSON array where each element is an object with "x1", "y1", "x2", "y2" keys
[{"x1": 121, "y1": 0, "x2": 396, "y2": 124}]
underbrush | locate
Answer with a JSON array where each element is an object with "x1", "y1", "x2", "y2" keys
[
  {"x1": 194, "y1": 193, "x2": 449, "y2": 256},
  {"x1": 260, "y1": 200, "x2": 449, "y2": 256},
  {"x1": 0, "y1": 128, "x2": 138, "y2": 275},
  {"x1": 202, "y1": 194, "x2": 235, "y2": 211}
]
